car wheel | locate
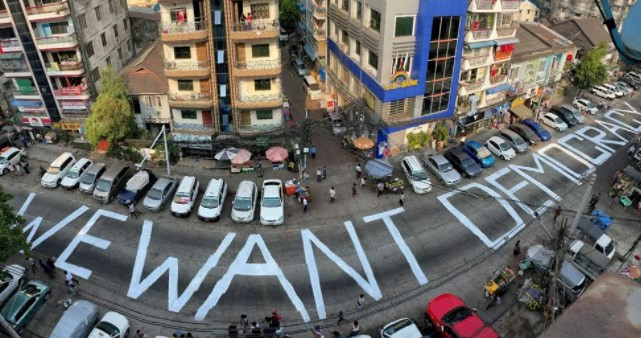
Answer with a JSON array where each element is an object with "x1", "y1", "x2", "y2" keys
[
  {"x1": 2, "y1": 168, "x2": 7, "y2": 175},
  {"x1": 57, "y1": 178, "x2": 62, "y2": 186},
  {"x1": 125, "y1": 328, "x2": 130, "y2": 338},
  {"x1": 500, "y1": 155, "x2": 505, "y2": 160},
  {"x1": 44, "y1": 292, "x2": 50, "y2": 301}
]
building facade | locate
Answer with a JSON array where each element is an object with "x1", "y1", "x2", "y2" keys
[
  {"x1": 128, "y1": 5, "x2": 159, "y2": 55},
  {"x1": 455, "y1": 0, "x2": 521, "y2": 135},
  {"x1": 0, "y1": 0, "x2": 133, "y2": 131},
  {"x1": 535, "y1": 0, "x2": 636, "y2": 26},
  {"x1": 518, "y1": 0, "x2": 540, "y2": 22},
  {"x1": 326, "y1": 0, "x2": 468, "y2": 156},
  {"x1": 299, "y1": 0, "x2": 327, "y2": 75},
  {"x1": 550, "y1": 17, "x2": 618, "y2": 66}
]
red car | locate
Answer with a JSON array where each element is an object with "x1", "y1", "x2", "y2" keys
[{"x1": 426, "y1": 294, "x2": 499, "y2": 338}]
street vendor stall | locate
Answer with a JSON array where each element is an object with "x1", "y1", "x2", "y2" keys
[
  {"x1": 611, "y1": 165, "x2": 641, "y2": 208},
  {"x1": 365, "y1": 159, "x2": 404, "y2": 193},
  {"x1": 284, "y1": 179, "x2": 312, "y2": 203},
  {"x1": 266, "y1": 146, "x2": 288, "y2": 170},
  {"x1": 230, "y1": 149, "x2": 254, "y2": 173}
]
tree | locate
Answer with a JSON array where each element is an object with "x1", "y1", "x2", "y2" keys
[
  {"x1": 279, "y1": 0, "x2": 299, "y2": 32},
  {"x1": 0, "y1": 187, "x2": 30, "y2": 262},
  {"x1": 572, "y1": 42, "x2": 609, "y2": 92},
  {"x1": 85, "y1": 67, "x2": 137, "y2": 147}
]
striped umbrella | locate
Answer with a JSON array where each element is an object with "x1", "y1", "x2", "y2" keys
[{"x1": 214, "y1": 147, "x2": 238, "y2": 161}]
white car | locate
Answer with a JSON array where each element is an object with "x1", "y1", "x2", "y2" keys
[
  {"x1": 613, "y1": 81, "x2": 633, "y2": 95},
  {"x1": 572, "y1": 97, "x2": 598, "y2": 114},
  {"x1": 400, "y1": 155, "x2": 432, "y2": 194},
  {"x1": 88, "y1": 311, "x2": 130, "y2": 338},
  {"x1": 380, "y1": 318, "x2": 422, "y2": 338},
  {"x1": 170, "y1": 176, "x2": 199, "y2": 217},
  {"x1": 260, "y1": 179, "x2": 284, "y2": 225},
  {"x1": 279, "y1": 28, "x2": 289, "y2": 42},
  {"x1": 485, "y1": 136, "x2": 516, "y2": 161},
  {"x1": 231, "y1": 181, "x2": 258, "y2": 223},
  {"x1": 60, "y1": 158, "x2": 93, "y2": 189},
  {"x1": 602, "y1": 83, "x2": 624, "y2": 97},
  {"x1": 540, "y1": 112, "x2": 568, "y2": 132},
  {"x1": 591, "y1": 85, "x2": 615, "y2": 100},
  {"x1": 198, "y1": 178, "x2": 227, "y2": 222},
  {"x1": 41, "y1": 152, "x2": 75, "y2": 188},
  {"x1": 0, "y1": 147, "x2": 25, "y2": 175},
  {"x1": 0, "y1": 265, "x2": 25, "y2": 304}
]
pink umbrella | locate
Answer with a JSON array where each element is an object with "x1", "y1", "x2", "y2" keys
[
  {"x1": 266, "y1": 146, "x2": 289, "y2": 162},
  {"x1": 231, "y1": 149, "x2": 252, "y2": 164}
]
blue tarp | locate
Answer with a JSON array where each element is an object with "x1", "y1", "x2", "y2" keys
[
  {"x1": 365, "y1": 159, "x2": 393, "y2": 178},
  {"x1": 298, "y1": 2, "x2": 306, "y2": 12},
  {"x1": 467, "y1": 40, "x2": 495, "y2": 49},
  {"x1": 495, "y1": 37, "x2": 520, "y2": 46},
  {"x1": 304, "y1": 43, "x2": 318, "y2": 61},
  {"x1": 486, "y1": 82, "x2": 512, "y2": 95},
  {"x1": 591, "y1": 209, "x2": 612, "y2": 230},
  {"x1": 297, "y1": 21, "x2": 307, "y2": 32},
  {"x1": 11, "y1": 99, "x2": 42, "y2": 107}
]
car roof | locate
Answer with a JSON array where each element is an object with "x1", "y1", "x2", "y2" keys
[
  {"x1": 500, "y1": 129, "x2": 518, "y2": 138},
  {"x1": 204, "y1": 178, "x2": 224, "y2": 195},
  {"x1": 154, "y1": 176, "x2": 176, "y2": 189},
  {"x1": 428, "y1": 154, "x2": 448, "y2": 165},
  {"x1": 237, "y1": 180, "x2": 256, "y2": 196},
  {"x1": 488, "y1": 136, "x2": 505, "y2": 143},
  {"x1": 85, "y1": 163, "x2": 106, "y2": 175},
  {"x1": 427, "y1": 293, "x2": 466, "y2": 320},
  {"x1": 0, "y1": 147, "x2": 20, "y2": 157},
  {"x1": 177, "y1": 176, "x2": 196, "y2": 192},
  {"x1": 466, "y1": 140, "x2": 482, "y2": 149},
  {"x1": 447, "y1": 148, "x2": 467, "y2": 157},
  {"x1": 71, "y1": 158, "x2": 91, "y2": 169},
  {"x1": 263, "y1": 185, "x2": 281, "y2": 198},
  {"x1": 99, "y1": 311, "x2": 128, "y2": 327},
  {"x1": 51, "y1": 152, "x2": 74, "y2": 167}
]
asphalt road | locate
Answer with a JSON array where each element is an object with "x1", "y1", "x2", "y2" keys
[{"x1": 4, "y1": 93, "x2": 641, "y2": 337}]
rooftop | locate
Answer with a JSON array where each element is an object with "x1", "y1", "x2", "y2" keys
[
  {"x1": 512, "y1": 22, "x2": 575, "y2": 63},
  {"x1": 550, "y1": 17, "x2": 613, "y2": 51},
  {"x1": 127, "y1": 6, "x2": 160, "y2": 21},
  {"x1": 120, "y1": 39, "x2": 168, "y2": 95}
]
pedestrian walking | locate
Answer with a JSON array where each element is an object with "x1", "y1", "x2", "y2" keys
[
  {"x1": 317, "y1": 168, "x2": 322, "y2": 183},
  {"x1": 129, "y1": 203, "x2": 138, "y2": 219},
  {"x1": 67, "y1": 279, "x2": 77, "y2": 295},
  {"x1": 310, "y1": 146, "x2": 317, "y2": 159},
  {"x1": 329, "y1": 187, "x2": 336, "y2": 203},
  {"x1": 376, "y1": 182, "x2": 384, "y2": 198},
  {"x1": 399, "y1": 191, "x2": 405, "y2": 206},
  {"x1": 322, "y1": 166, "x2": 327, "y2": 180},
  {"x1": 356, "y1": 294, "x2": 365, "y2": 310},
  {"x1": 312, "y1": 325, "x2": 324, "y2": 338},
  {"x1": 360, "y1": 177, "x2": 366, "y2": 187},
  {"x1": 39, "y1": 259, "x2": 54, "y2": 279},
  {"x1": 553, "y1": 206, "x2": 562, "y2": 223},
  {"x1": 26, "y1": 257, "x2": 36, "y2": 273},
  {"x1": 352, "y1": 183, "x2": 358, "y2": 197},
  {"x1": 21, "y1": 161, "x2": 30, "y2": 174},
  {"x1": 513, "y1": 240, "x2": 521, "y2": 256},
  {"x1": 336, "y1": 311, "x2": 346, "y2": 325},
  {"x1": 303, "y1": 197, "x2": 308, "y2": 213},
  {"x1": 65, "y1": 270, "x2": 79, "y2": 286},
  {"x1": 239, "y1": 314, "x2": 249, "y2": 334},
  {"x1": 135, "y1": 329, "x2": 146, "y2": 338},
  {"x1": 46, "y1": 257, "x2": 56, "y2": 274},
  {"x1": 349, "y1": 321, "x2": 360, "y2": 337},
  {"x1": 355, "y1": 164, "x2": 362, "y2": 179}
]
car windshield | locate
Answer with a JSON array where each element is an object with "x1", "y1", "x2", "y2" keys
[
  {"x1": 498, "y1": 142, "x2": 511, "y2": 151},
  {"x1": 263, "y1": 196, "x2": 281, "y2": 208},
  {"x1": 586, "y1": 101, "x2": 595, "y2": 108},
  {"x1": 81, "y1": 173, "x2": 95, "y2": 185},
  {"x1": 383, "y1": 319, "x2": 414, "y2": 336},
  {"x1": 147, "y1": 188, "x2": 163, "y2": 200},
  {"x1": 234, "y1": 197, "x2": 253, "y2": 211},
  {"x1": 47, "y1": 166, "x2": 60, "y2": 175},
  {"x1": 605, "y1": 241, "x2": 615, "y2": 257},
  {"x1": 174, "y1": 192, "x2": 190, "y2": 204},
  {"x1": 440, "y1": 162, "x2": 454, "y2": 172},
  {"x1": 462, "y1": 157, "x2": 476, "y2": 167},
  {"x1": 95, "y1": 179, "x2": 111, "y2": 192},
  {"x1": 201, "y1": 196, "x2": 219, "y2": 208},
  {"x1": 412, "y1": 170, "x2": 428, "y2": 181},
  {"x1": 66, "y1": 169, "x2": 80, "y2": 179},
  {"x1": 513, "y1": 137, "x2": 525, "y2": 145},
  {"x1": 95, "y1": 321, "x2": 120, "y2": 336},
  {"x1": 0, "y1": 158, "x2": 7, "y2": 165},
  {"x1": 442, "y1": 306, "x2": 473, "y2": 326}
]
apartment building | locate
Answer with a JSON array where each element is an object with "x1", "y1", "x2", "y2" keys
[
  {"x1": 299, "y1": 0, "x2": 327, "y2": 72},
  {"x1": 326, "y1": 0, "x2": 468, "y2": 156},
  {"x1": 129, "y1": 5, "x2": 159, "y2": 54},
  {"x1": 456, "y1": 0, "x2": 520, "y2": 135},
  {"x1": 518, "y1": 0, "x2": 540, "y2": 22},
  {"x1": 534, "y1": 0, "x2": 636, "y2": 26},
  {"x1": 0, "y1": 0, "x2": 133, "y2": 131}
]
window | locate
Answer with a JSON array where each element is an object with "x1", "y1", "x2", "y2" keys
[
  {"x1": 170, "y1": 8, "x2": 187, "y2": 22},
  {"x1": 355, "y1": 1, "x2": 362, "y2": 20},
  {"x1": 341, "y1": 0, "x2": 349, "y2": 11},
  {"x1": 342, "y1": 30, "x2": 349, "y2": 44},
  {"x1": 101, "y1": 33, "x2": 107, "y2": 47},
  {"x1": 368, "y1": 50, "x2": 378, "y2": 70},
  {"x1": 395, "y1": 16, "x2": 414, "y2": 37},
  {"x1": 91, "y1": 67, "x2": 100, "y2": 81},
  {"x1": 108, "y1": 0, "x2": 114, "y2": 14},
  {"x1": 369, "y1": 8, "x2": 381, "y2": 32},
  {"x1": 118, "y1": 47, "x2": 122, "y2": 60},
  {"x1": 78, "y1": 14, "x2": 87, "y2": 29},
  {"x1": 254, "y1": 79, "x2": 271, "y2": 91},
  {"x1": 123, "y1": 18, "x2": 128, "y2": 30},
  {"x1": 95, "y1": 6, "x2": 101, "y2": 21},
  {"x1": 355, "y1": 40, "x2": 361, "y2": 56},
  {"x1": 251, "y1": 3, "x2": 270, "y2": 19},
  {"x1": 49, "y1": 22, "x2": 69, "y2": 35},
  {"x1": 86, "y1": 41, "x2": 94, "y2": 57},
  {"x1": 113, "y1": 25, "x2": 118, "y2": 38},
  {"x1": 422, "y1": 16, "x2": 460, "y2": 115},
  {"x1": 181, "y1": 109, "x2": 197, "y2": 119},
  {"x1": 106, "y1": 56, "x2": 111, "y2": 67},
  {"x1": 177, "y1": 80, "x2": 193, "y2": 91},
  {"x1": 256, "y1": 109, "x2": 273, "y2": 120},
  {"x1": 251, "y1": 44, "x2": 270, "y2": 58},
  {"x1": 174, "y1": 46, "x2": 191, "y2": 59}
]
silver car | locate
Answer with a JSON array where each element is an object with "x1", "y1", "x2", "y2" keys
[
  {"x1": 142, "y1": 176, "x2": 178, "y2": 212},
  {"x1": 422, "y1": 154, "x2": 461, "y2": 186},
  {"x1": 499, "y1": 129, "x2": 528, "y2": 153},
  {"x1": 560, "y1": 104, "x2": 586, "y2": 124}
]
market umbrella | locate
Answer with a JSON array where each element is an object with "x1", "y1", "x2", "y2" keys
[
  {"x1": 364, "y1": 159, "x2": 393, "y2": 178},
  {"x1": 353, "y1": 137, "x2": 375, "y2": 150},
  {"x1": 231, "y1": 149, "x2": 252, "y2": 165},
  {"x1": 266, "y1": 146, "x2": 289, "y2": 162},
  {"x1": 214, "y1": 147, "x2": 238, "y2": 161}
]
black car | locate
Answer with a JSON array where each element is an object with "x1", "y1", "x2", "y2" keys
[
  {"x1": 508, "y1": 124, "x2": 538, "y2": 145},
  {"x1": 117, "y1": 169, "x2": 157, "y2": 205},
  {"x1": 444, "y1": 148, "x2": 482, "y2": 178},
  {"x1": 622, "y1": 75, "x2": 641, "y2": 89},
  {"x1": 550, "y1": 106, "x2": 578, "y2": 127}
]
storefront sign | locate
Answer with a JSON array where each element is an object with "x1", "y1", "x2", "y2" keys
[
  {"x1": 60, "y1": 122, "x2": 81, "y2": 130},
  {"x1": 60, "y1": 100, "x2": 88, "y2": 110},
  {"x1": 21, "y1": 117, "x2": 52, "y2": 127},
  {"x1": 383, "y1": 78, "x2": 419, "y2": 90}
]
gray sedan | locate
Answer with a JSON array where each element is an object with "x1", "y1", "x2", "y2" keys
[
  {"x1": 142, "y1": 176, "x2": 178, "y2": 212},
  {"x1": 422, "y1": 154, "x2": 461, "y2": 186}
]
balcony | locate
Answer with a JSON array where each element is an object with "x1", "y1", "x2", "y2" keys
[
  {"x1": 0, "y1": 38, "x2": 21, "y2": 52},
  {"x1": 25, "y1": 1, "x2": 70, "y2": 22},
  {"x1": 467, "y1": 28, "x2": 492, "y2": 40},
  {"x1": 53, "y1": 86, "x2": 89, "y2": 99},
  {"x1": 489, "y1": 74, "x2": 507, "y2": 85},
  {"x1": 458, "y1": 80, "x2": 485, "y2": 96},
  {"x1": 473, "y1": 0, "x2": 496, "y2": 10},
  {"x1": 164, "y1": 61, "x2": 210, "y2": 78},
  {"x1": 484, "y1": 94, "x2": 506, "y2": 107},
  {"x1": 496, "y1": 24, "x2": 518, "y2": 37},
  {"x1": 13, "y1": 87, "x2": 40, "y2": 99},
  {"x1": 35, "y1": 33, "x2": 77, "y2": 50},
  {"x1": 500, "y1": 0, "x2": 520, "y2": 10},
  {"x1": 313, "y1": 29, "x2": 326, "y2": 41},
  {"x1": 168, "y1": 92, "x2": 213, "y2": 109},
  {"x1": 0, "y1": 61, "x2": 30, "y2": 77},
  {"x1": 0, "y1": 10, "x2": 10, "y2": 25},
  {"x1": 313, "y1": 7, "x2": 326, "y2": 20},
  {"x1": 233, "y1": 59, "x2": 281, "y2": 78},
  {"x1": 160, "y1": 20, "x2": 208, "y2": 43},
  {"x1": 461, "y1": 55, "x2": 489, "y2": 70},
  {"x1": 45, "y1": 60, "x2": 83, "y2": 76},
  {"x1": 236, "y1": 92, "x2": 283, "y2": 109},
  {"x1": 229, "y1": 19, "x2": 280, "y2": 41}
]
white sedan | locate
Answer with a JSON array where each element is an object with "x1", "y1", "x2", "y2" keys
[
  {"x1": 260, "y1": 179, "x2": 284, "y2": 225},
  {"x1": 0, "y1": 265, "x2": 25, "y2": 304},
  {"x1": 540, "y1": 112, "x2": 568, "y2": 132},
  {"x1": 89, "y1": 311, "x2": 130, "y2": 338},
  {"x1": 591, "y1": 86, "x2": 615, "y2": 100},
  {"x1": 572, "y1": 97, "x2": 598, "y2": 115},
  {"x1": 485, "y1": 136, "x2": 516, "y2": 161}
]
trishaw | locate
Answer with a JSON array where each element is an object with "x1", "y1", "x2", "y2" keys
[{"x1": 483, "y1": 265, "x2": 516, "y2": 308}]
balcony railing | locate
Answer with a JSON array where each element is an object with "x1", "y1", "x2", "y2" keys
[
  {"x1": 45, "y1": 60, "x2": 82, "y2": 72},
  {"x1": 36, "y1": 33, "x2": 77, "y2": 46},
  {"x1": 234, "y1": 59, "x2": 280, "y2": 70},
  {"x1": 160, "y1": 20, "x2": 207, "y2": 34},
  {"x1": 238, "y1": 92, "x2": 282, "y2": 103},
  {"x1": 468, "y1": 28, "x2": 492, "y2": 39},
  {"x1": 230, "y1": 19, "x2": 279, "y2": 32},
  {"x1": 489, "y1": 74, "x2": 507, "y2": 84},
  {"x1": 501, "y1": 0, "x2": 520, "y2": 10},
  {"x1": 0, "y1": 38, "x2": 20, "y2": 48},
  {"x1": 0, "y1": 62, "x2": 29, "y2": 72},
  {"x1": 169, "y1": 92, "x2": 211, "y2": 101},
  {"x1": 25, "y1": 1, "x2": 69, "y2": 16},
  {"x1": 315, "y1": 6, "x2": 326, "y2": 13},
  {"x1": 0, "y1": 10, "x2": 9, "y2": 20},
  {"x1": 461, "y1": 80, "x2": 484, "y2": 91},
  {"x1": 13, "y1": 87, "x2": 38, "y2": 95},
  {"x1": 475, "y1": 0, "x2": 496, "y2": 10},
  {"x1": 165, "y1": 60, "x2": 209, "y2": 70},
  {"x1": 54, "y1": 86, "x2": 87, "y2": 96},
  {"x1": 464, "y1": 55, "x2": 488, "y2": 67},
  {"x1": 485, "y1": 95, "x2": 506, "y2": 106}
]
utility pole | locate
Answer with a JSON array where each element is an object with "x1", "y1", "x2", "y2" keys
[
  {"x1": 136, "y1": 125, "x2": 171, "y2": 175},
  {"x1": 0, "y1": 314, "x2": 20, "y2": 338},
  {"x1": 569, "y1": 173, "x2": 596, "y2": 236}
]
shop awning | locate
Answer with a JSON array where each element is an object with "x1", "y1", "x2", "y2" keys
[
  {"x1": 509, "y1": 105, "x2": 533, "y2": 119},
  {"x1": 486, "y1": 82, "x2": 512, "y2": 95},
  {"x1": 0, "y1": 52, "x2": 22, "y2": 60},
  {"x1": 495, "y1": 37, "x2": 520, "y2": 46},
  {"x1": 304, "y1": 43, "x2": 318, "y2": 61},
  {"x1": 11, "y1": 99, "x2": 42, "y2": 108},
  {"x1": 466, "y1": 40, "x2": 495, "y2": 49},
  {"x1": 624, "y1": 165, "x2": 641, "y2": 181}
]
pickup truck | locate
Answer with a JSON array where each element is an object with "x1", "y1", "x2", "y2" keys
[
  {"x1": 577, "y1": 217, "x2": 616, "y2": 259},
  {"x1": 567, "y1": 239, "x2": 611, "y2": 280}
]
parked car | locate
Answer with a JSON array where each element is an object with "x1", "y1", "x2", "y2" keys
[
  {"x1": 88, "y1": 311, "x2": 130, "y2": 338},
  {"x1": 170, "y1": 176, "x2": 200, "y2": 217},
  {"x1": 79, "y1": 163, "x2": 106, "y2": 194},
  {"x1": 327, "y1": 111, "x2": 347, "y2": 135},
  {"x1": 0, "y1": 265, "x2": 25, "y2": 305},
  {"x1": 558, "y1": 104, "x2": 586, "y2": 124},
  {"x1": 231, "y1": 180, "x2": 258, "y2": 223},
  {"x1": 602, "y1": 83, "x2": 624, "y2": 97},
  {"x1": 572, "y1": 97, "x2": 598, "y2": 115},
  {"x1": 49, "y1": 300, "x2": 100, "y2": 338},
  {"x1": 400, "y1": 155, "x2": 432, "y2": 194},
  {"x1": 260, "y1": 179, "x2": 284, "y2": 225},
  {"x1": 591, "y1": 85, "x2": 615, "y2": 100},
  {"x1": 197, "y1": 178, "x2": 227, "y2": 221},
  {"x1": 380, "y1": 318, "x2": 422, "y2": 338},
  {"x1": 627, "y1": 71, "x2": 641, "y2": 81},
  {"x1": 292, "y1": 57, "x2": 308, "y2": 77},
  {"x1": 143, "y1": 176, "x2": 178, "y2": 212},
  {"x1": 41, "y1": 152, "x2": 76, "y2": 188},
  {"x1": 613, "y1": 81, "x2": 633, "y2": 95},
  {"x1": 521, "y1": 118, "x2": 551, "y2": 141},
  {"x1": 444, "y1": 148, "x2": 482, "y2": 178},
  {"x1": 282, "y1": 103, "x2": 295, "y2": 128},
  {"x1": 0, "y1": 279, "x2": 50, "y2": 334},
  {"x1": 540, "y1": 112, "x2": 568, "y2": 132},
  {"x1": 422, "y1": 154, "x2": 461, "y2": 186},
  {"x1": 508, "y1": 124, "x2": 538, "y2": 145},
  {"x1": 550, "y1": 106, "x2": 579, "y2": 127},
  {"x1": 61, "y1": 158, "x2": 93, "y2": 189},
  {"x1": 93, "y1": 163, "x2": 131, "y2": 204},
  {"x1": 0, "y1": 147, "x2": 25, "y2": 175},
  {"x1": 485, "y1": 136, "x2": 516, "y2": 161},
  {"x1": 117, "y1": 169, "x2": 157, "y2": 205},
  {"x1": 279, "y1": 28, "x2": 289, "y2": 42},
  {"x1": 620, "y1": 74, "x2": 641, "y2": 88},
  {"x1": 499, "y1": 129, "x2": 528, "y2": 153},
  {"x1": 425, "y1": 293, "x2": 499, "y2": 338},
  {"x1": 461, "y1": 140, "x2": 495, "y2": 168}
]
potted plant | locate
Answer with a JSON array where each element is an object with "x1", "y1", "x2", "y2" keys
[{"x1": 433, "y1": 124, "x2": 450, "y2": 152}]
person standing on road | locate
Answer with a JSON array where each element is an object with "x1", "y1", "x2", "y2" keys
[
  {"x1": 239, "y1": 314, "x2": 249, "y2": 334},
  {"x1": 553, "y1": 206, "x2": 562, "y2": 223},
  {"x1": 26, "y1": 257, "x2": 36, "y2": 273},
  {"x1": 329, "y1": 187, "x2": 336, "y2": 203},
  {"x1": 336, "y1": 311, "x2": 345, "y2": 325},
  {"x1": 39, "y1": 259, "x2": 54, "y2": 279},
  {"x1": 67, "y1": 279, "x2": 77, "y2": 296},
  {"x1": 316, "y1": 168, "x2": 322, "y2": 183},
  {"x1": 47, "y1": 257, "x2": 56, "y2": 275},
  {"x1": 310, "y1": 146, "x2": 317, "y2": 159},
  {"x1": 322, "y1": 166, "x2": 327, "y2": 180},
  {"x1": 399, "y1": 191, "x2": 405, "y2": 206},
  {"x1": 513, "y1": 240, "x2": 521, "y2": 256},
  {"x1": 312, "y1": 325, "x2": 324, "y2": 338},
  {"x1": 356, "y1": 294, "x2": 365, "y2": 310},
  {"x1": 303, "y1": 197, "x2": 309, "y2": 213},
  {"x1": 376, "y1": 182, "x2": 384, "y2": 198},
  {"x1": 135, "y1": 329, "x2": 146, "y2": 338},
  {"x1": 360, "y1": 177, "x2": 366, "y2": 187},
  {"x1": 21, "y1": 161, "x2": 30, "y2": 174},
  {"x1": 349, "y1": 321, "x2": 360, "y2": 337},
  {"x1": 129, "y1": 203, "x2": 138, "y2": 219},
  {"x1": 355, "y1": 164, "x2": 362, "y2": 179},
  {"x1": 352, "y1": 183, "x2": 358, "y2": 197}
]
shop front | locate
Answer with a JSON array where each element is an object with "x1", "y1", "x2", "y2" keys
[
  {"x1": 458, "y1": 102, "x2": 511, "y2": 136},
  {"x1": 508, "y1": 97, "x2": 534, "y2": 123}
]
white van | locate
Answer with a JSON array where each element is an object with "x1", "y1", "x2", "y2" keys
[
  {"x1": 170, "y1": 176, "x2": 199, "y2": 217},
  {"x1": 303, "y1": 75, "x2": 322, "y2": 100},
  {"x1": 61, "y1": 158, "x2": 93, "y2": 189},
  {"x1": 198, "y1": 178, "x2": 227, "y2": 222},
  {"x1": 601, "y1": 83, "x2": 624, "y2": 97},
  {"x1": 0, "y1": 147, "x2": 25, "y2": 175},
  {"x1": 41, "y1": 152, "x2": 76, "y2": 188},
  {"x1": 400, "y1": 155, "x2": 432, "y2": 194},
  {"x1": 231, "y1": 180, "x2": 258, "y2": 223}
]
